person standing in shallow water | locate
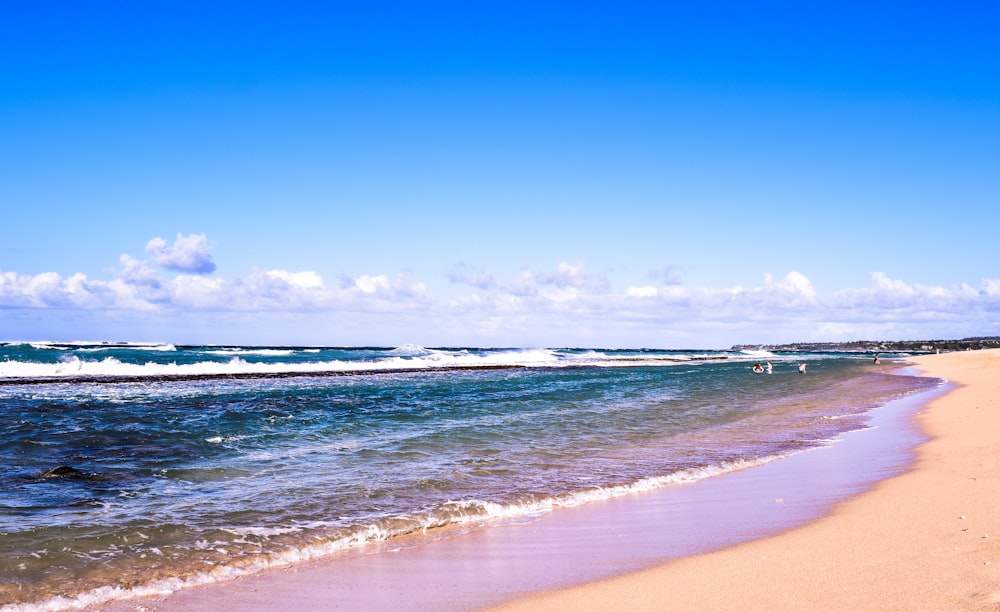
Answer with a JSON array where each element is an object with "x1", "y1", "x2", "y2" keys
[
  {"x1": 766, "y1": 361, "x2": 773, "y2": 374},
  {"x1": 798, "y1": 362, "x2": 807, "y2": 373}
]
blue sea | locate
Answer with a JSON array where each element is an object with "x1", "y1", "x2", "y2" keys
[{"x1": 0, "y1": 343, "x2": 939, "y2": 609}]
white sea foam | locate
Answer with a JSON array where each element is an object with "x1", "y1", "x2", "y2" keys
[
  {"x1": 388, "y1": 343, "x2": 432, "y2": 356},
  {"x1": 0, "y1": 350, "x2": 478, "y2": 379},
  {"x1": 0, "y1": 347, "x2": 717, "y2": 381},
  {"x1": 198, "y1": 348, "x2": 296, "y2": 357},
  {"x1": 19, "y1": 341, "x2": 174, "y2": 351},
  {"x1": 222, "y1": 525, "x2": 304, "y2": 539},
  {"x1": 78, "y1": 343, "x2": 178, "y2": 352},
  {"x1": 28, "y1": 342, "x2": 70, "y2": 350}
]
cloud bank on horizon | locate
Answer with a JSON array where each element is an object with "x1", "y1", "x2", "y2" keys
[{"x1": 2, "y1": 233, "x2": 997, "y2": 348}]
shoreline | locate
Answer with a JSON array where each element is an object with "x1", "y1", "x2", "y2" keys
[
  {"x1": 497, "y1": 349, "x2": 1000, "y2": 611},
  {"x1": 75, "y1": 353, "x2": 980, "y2": 611}
]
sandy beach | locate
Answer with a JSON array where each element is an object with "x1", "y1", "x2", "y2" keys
[
  {"x1": 88, "y1": 349, "x2": 999, "y2": 611},
  {"x1": 498, "y1": 349, "x2": 1000, "y2": 611}
]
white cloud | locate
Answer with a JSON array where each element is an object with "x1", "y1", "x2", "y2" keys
[
  {"x1": 268, "y1": 270, "x2": 323, "y2": 289},
  {"x1": 830, "y1": 272, "x2": 977, "y2": 311},
  {"x1": 355, "y1": 274, "x2": 390, "y2": 294},
  {"x1": 981, "y1": 278, "x2": 1000, "y2": 296},
  {"x1": 547, "y1": 262, "x2": 588, "y2": 288},
  {"x1": 718, "y1": 272, "x2": 817, "y2": 307},
  {"x1": 116, "y1": 254, "x2": 161, "y2": 286},
  {"x1": 771, "y1": 271, "x2": 818, "y2": 302},
  {"x1": 626, "y1": 286, "x2": 658, "y2": 297},
  {"x1": 3, "y1": 251, "x2": 999, "y2": 347},
  {"x1": 449, "y1": 261, "x2": 608, "y2": 297},
  {"x1": 0, "y1": 268, "x2": 156, "y2": 311},
  {"x1": 647, "y1": 265, "x2": 682, "y2": 285},
  {"x1": 447, "y1": 264, "x2": 497, "y2": 290},
  {"x1": 146, "y1": 233, "x2": 216, "y2": 274},
  {"x1": 169, "y1": 274, "x2": 227, "y2": 309}
]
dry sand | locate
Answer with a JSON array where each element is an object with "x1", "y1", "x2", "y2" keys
[{"x1": 496, "y1": 349, "x2": 1000, "y2": 611}]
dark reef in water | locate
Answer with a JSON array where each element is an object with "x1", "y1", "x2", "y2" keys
[
  {"x1": 37, "y1": 465, "x2": 132, "y2": 483},
  {"x1": 0, "y1": 364, "x2": 527, "y2": 386}
]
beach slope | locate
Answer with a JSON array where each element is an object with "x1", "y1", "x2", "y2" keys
[{"x1": 497, "y1": 349, "x2": 1000, "y2": 611}]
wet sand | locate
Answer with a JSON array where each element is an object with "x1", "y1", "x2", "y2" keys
[{"x1": 92, "y1": 350, "x2": 999, "y2": 611}]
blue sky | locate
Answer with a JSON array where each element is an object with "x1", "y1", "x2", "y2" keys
[{"x1": 2, "y1": 1, "x2": 998, "y2": 348}]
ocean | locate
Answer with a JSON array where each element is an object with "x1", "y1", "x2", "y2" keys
[{"x1": 0, "y1": 343, "x2": 939, "y2": 610}]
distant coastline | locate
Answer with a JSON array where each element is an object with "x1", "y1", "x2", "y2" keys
[{"x1": 732, "y1": 336, "x2": 1000, "y2": 353}]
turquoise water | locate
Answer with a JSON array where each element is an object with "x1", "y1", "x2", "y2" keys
[{"x1": 0, "y1": 343, "x2": 938, "y2": 608}]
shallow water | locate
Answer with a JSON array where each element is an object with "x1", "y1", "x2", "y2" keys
[{"x1": 0, "y1": 344, "x2": 937, "y2": 608}]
